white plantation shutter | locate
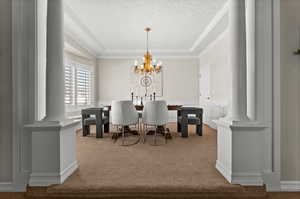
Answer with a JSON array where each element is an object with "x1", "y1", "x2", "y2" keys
[
  {"x1": 64, "y1": 61, "x2": 94, "y2": 108},
  {"x1": 64, "y1": 64, "x2": 75, "y2": 105},
  {"x1": 76, "y1": 68, "x2": 92, "y2": 105}
]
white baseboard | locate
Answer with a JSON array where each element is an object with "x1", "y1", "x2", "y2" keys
[
  {"x1": 262, "y1": 172, "x2": 281, "y2": 192},
  {"x1": 232, "y1": 172, "x2": 264, "y2": 186},
  {"x1": 0, "y1": 182, "x2": 14, "y2": 192},
  {"x1": 60, "y1": 161, "x2": 79, "y2": 183},
  {"x1": 0, "y1": 170, "x2": 30, "y2": 192},
  {"x1": 0, "y1": 182, "x2": 26, "y2": 192},
  {"x1": 29, "y1": 173, "x2": 61, "y2": 186},
  {"x1": 168, "y1": 118, "x2": 177, "y2": 123},
  {"x1": 216, "y1": 160, "x2": 232, "y2": 183},
  {"x1": 281, "y1": 181, "x2": 300, "y2": 192},
  {"x1": 216, "y1": 161, "x2": 263, "y2": 186},
  {"x1": 29, "y1": 161, "x2": 78, "y2": 186},
  {"x1": 203, "y1": 121, "x2": 217, "y2": 129}
]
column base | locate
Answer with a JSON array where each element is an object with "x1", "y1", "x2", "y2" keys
[
  {"x1": 25, "y1": 119, "x2": 80, "y2": 186},
  {"x1": 28, "y1": 161, "x2": 78, "y2": 186},
  {"x1": 214, "y1": 118, "x2": 268, "y2": 186}
]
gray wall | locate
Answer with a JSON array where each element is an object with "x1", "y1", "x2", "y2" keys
[
  {"x1": 281, "y1": 0, "x2": 300, "y2": 181},
  {"x1": 0, "y1": 0, "x2": 12, "y2": 182}
]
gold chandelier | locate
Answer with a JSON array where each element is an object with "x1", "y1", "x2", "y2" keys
[{"x1": 134, "y1": 27, "x2": 162, "y2": 74}]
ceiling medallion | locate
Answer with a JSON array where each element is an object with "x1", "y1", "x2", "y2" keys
[{"x1": 133, "y1": 27, "x2": 162, "y2": 74}]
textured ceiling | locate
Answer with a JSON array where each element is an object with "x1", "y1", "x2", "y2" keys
[{"x1": 64, "y1": 0, "x2": 228, "y2": 57}]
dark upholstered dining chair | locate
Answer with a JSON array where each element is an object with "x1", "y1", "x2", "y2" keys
[
  {"x1": 81, "y1": 108, "x2": 110, "y2": 138},
  {"x1": 177, "y1": 107, "x2": 203, "y2": 137}
]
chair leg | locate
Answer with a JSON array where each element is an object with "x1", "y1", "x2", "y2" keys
[
  {"x1": 177, "y1": 122, "x2": 181, "y2": 132},
  {"x1": 165, "y1": 125, "x2": 167, "y2": 144},
  {"x1": 82, "y1": 126, "x2": 87, "y2": 136},
  {"x1": 181, "y1": 123, "x2": 188, "y2": 137},
  {"x1": 83, "y1": 125, "x2": 90, "y2": 136},
  {"x1": 154, "y1": 125, "x2": 157, "y2": 145},
  {"x1": 122, "y1": 126, "x2": 125, "y2": 146},
  {"x1": 197, "y1": 124, "x2": 203, "y2": 136},
  {"x1": 142, "y1": 124, "x2": 146, "y2": 144},
  {"x1": 104, "y1": 123, "x2": 109, "y2": 133},
  {"x1": 96, "y1": 124, "x2": 103, "y2": 138},
  {"x1": 143, "y1": 124, "x2": 146, "y2": 143}
]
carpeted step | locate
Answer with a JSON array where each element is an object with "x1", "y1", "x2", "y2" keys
[{"x1": 25, "y1": 186, "x2": 268, "y2": 199}]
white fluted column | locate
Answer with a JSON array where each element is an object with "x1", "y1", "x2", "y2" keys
[
  {"x1": 44, "y1": 0, "x2": 65, "y2": 121},
  {"x1": 25, "y1": 1, "x2": 79, "y2": 186},
  {"x1": 228, "y1": 0, "x2": 248, "y2": 121},
  {"x1": 246, "y1": 0, "x2": 256, "y2": 120},
  {"x1": 215, "y1": 0, "x2": 270, "y2": 186}
]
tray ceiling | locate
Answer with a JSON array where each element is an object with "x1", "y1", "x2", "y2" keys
[{"x1": 64, "y1": 0, "x2": 228, "y2": 57}]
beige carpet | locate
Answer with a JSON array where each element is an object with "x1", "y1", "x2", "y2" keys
[
  {"x1": 6, "y1": 124, "x2": 300, "y2": 198},
  {"x1": 2, "y1": 126, "x2": 297, "y2": 198},
  {"x1": 48, "y1": 124, "x2": 255, "y2": 194}
]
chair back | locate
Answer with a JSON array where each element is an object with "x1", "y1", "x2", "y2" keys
[
  {"x1": 111, "y1": 100, "x2": 138, "y2": 126},
  {"x1": 143, "y1": 100, "x2": 168, "y2": 126}
]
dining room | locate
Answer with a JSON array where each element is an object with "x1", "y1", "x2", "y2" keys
[
  {"x1": 38, "y1": 0, "x2": 236, "y2": 195},
  {"x1": 60, "y1": 0, "x2": 225, "y2": 148},
  {"x1": 4, "y1": 0, "x2": 300, "y2": 197},
  {"x1": 23, "y1": 0, "x2": 273, "y2": 198}
]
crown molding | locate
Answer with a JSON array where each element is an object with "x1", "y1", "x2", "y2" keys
[
  {"x1": 99, "y1": 49, "x2": 195, "y2": 58},
  {"x1": 98, "y1": 49, "x2": 197, "y2": 59},
  {"x1": 98, "y1": 55, "x2": 199, "y2": 60},
  {"x1": 190, "y1": 1, "x2": 229, "y2": 52},
  {"x1": 198, "y1": 29, "x2": 228, "y2": 58},
  {"x1": 64, "y1": 32, "x2": 98, "y2": 58},
  {"x1": 64, "y1": 4, "x2": 105, "y2": 52},
  {"x1": 103, "y1": 49, "x2": 190, "y2": 54}
]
